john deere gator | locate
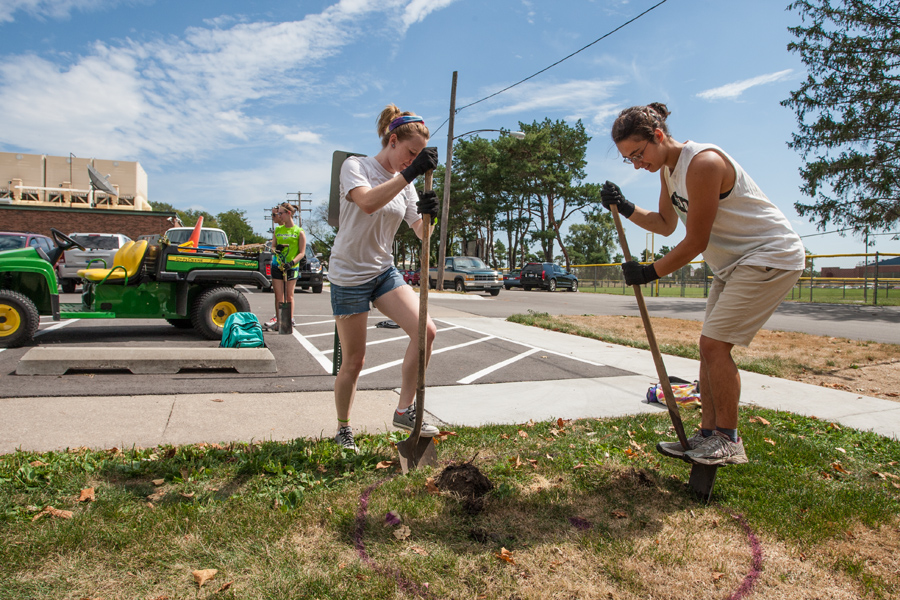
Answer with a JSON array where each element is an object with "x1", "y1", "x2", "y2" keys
[{"x1": 0, "y1": 229, "x2": 271, "y2": 347}]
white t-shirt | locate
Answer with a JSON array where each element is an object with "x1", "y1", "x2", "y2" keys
[
  {"x1": 663, "y1": 141, "x2": 806, "y2": 279},
  {"x1": 329, "y1": 155, "x2": 421, "y2": 286}
]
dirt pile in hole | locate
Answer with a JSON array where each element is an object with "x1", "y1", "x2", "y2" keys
[{"x1": 435, "y1": 461, "x2": 494, "y2": 514}]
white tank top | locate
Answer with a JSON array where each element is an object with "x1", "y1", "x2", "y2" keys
[{"x1": 663, "y1": 141, "x2": 805, "y2": 279}]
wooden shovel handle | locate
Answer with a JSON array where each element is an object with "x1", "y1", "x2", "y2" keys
[
  {"x1": 411, "y1": 170, "x2": 434, "y2": 448},
  {"x1": 610, "y1": 205, "x2": 691, "y2": 450}
]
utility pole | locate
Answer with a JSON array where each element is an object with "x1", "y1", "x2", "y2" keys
[{"x1": 436, "y1": 70, "x2": 458, "y2": 290}]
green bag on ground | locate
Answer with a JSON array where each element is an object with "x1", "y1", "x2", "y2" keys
[{"x1": 219, "y1": 312, "x2": 265, "y2": 348}]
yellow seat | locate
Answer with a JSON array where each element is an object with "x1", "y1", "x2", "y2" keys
[{"x1": 77, "y1": 240, "x2": 147, "y2": 283}]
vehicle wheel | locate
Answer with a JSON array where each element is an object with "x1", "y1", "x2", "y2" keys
[
  {"x1": 312, "y1": 284, "x2": 323, "y2": 293},
  {"x1": 569, "y1": 280, "x2": 578, "y2": 292},
  {"x1": 524, "y1": 286, "x2": 533, "y2": 291},
  {"x1": 61, "y1": 279, "x2": 77, "y2": 294},
  {"x1": 489, "y1": 289, "x2": 500, "y2": 297},
  {"x1": 0, "y1": 290, "x2": 40, "y2": 348},
  {"x1": 454, "y1": 279, "x2": 466, "y2": 293},
  {"x1": 165, "y1": 318, "x2": 193, "y2": 329},
  {"x1": 548, "y1": 278, "x2": 557, "y2": 292},
  {"x1": 504, "y1": 285, "x2": 511, "y2": 291},
  {"x1": 191, "y1": 286, "x2": 251, "y2": 340}
]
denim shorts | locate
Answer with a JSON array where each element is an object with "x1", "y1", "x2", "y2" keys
[{"x1": 330, "y1": 266, "x2": 407, "y2": 316}]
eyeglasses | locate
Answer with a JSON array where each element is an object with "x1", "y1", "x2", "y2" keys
[{"x1": 622, "y1": 140, "x2": 650, "y2": 165}]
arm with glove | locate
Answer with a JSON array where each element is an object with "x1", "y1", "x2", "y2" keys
[
  {"x1": 412, "y1": 189, "x2": 439, "y2": 239},
  {"x1": 348, "y1": 147, "x2": 439, "y2": 215}
]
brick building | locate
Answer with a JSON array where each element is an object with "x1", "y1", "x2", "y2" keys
[{"x1": 820, "y1": 257, "x2": 900, "y2": 278}]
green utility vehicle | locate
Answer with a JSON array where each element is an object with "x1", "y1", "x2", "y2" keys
[{"x1": 0, "y1": 229, "x2": 271, "y2": 348}]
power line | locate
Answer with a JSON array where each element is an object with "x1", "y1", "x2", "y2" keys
[{"x1": 430, "y1": 0, "x2": 670, "y2": 137}]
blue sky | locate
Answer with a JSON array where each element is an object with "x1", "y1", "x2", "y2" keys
[{"x1": 2, "y1": 0, "x2": 895, "y2": 267}]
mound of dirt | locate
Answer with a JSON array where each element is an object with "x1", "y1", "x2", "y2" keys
[{"x1": 436, "y1": 462, "x2": 494, "y2": 514}]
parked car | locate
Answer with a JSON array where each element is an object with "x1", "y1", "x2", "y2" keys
[
  {"x1": 503, "y1": 268, "x2": 522, "y2": 290},
  {"x1": 428, "y1": 256, "x2": 503, "y2": 295},
  {"x1": 403, "y1": 269, "x2": 420, "y2": 286},
  {"x1": 0, "y1": 232, "x2": 56, "y2": 256},
  {"x1": 263, "y1": 241, "x2": 324, "y2": 293},
  {"x1": 57, "y1": 233, "x2": 131, "y2": 293},
  {"x1": 163, "y1": 227, "x2": 229, "y2": 248},
  {"x1": 520, "y1": 262, "x2": 578, "y2": 292}
]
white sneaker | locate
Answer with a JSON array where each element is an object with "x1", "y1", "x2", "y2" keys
[{"x1": 264, "y1": 316, "x2": 278, "y2": 329}]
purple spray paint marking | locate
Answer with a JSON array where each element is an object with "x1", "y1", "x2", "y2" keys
[
  {"x1": 355, "y1": 478, "x2": 431, "y2": 598},
  {"x1": 726, "y1": 513, "x2": 764, "y2": 600}
]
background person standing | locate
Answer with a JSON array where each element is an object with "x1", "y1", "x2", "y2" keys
[{"x1": 266, "y1": 202, "x2": 306, "y2": 330}]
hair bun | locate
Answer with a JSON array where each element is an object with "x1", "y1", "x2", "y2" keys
[{"x1": 648, "y1": 102, "x2": 670, "y2": 120}]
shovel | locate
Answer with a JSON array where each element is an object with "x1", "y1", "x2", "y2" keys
[
  {"x1": 610, "y1": 205, "x2": 719, "y2": 500},
  {"x1": 396, "y1": 169, "x2": 438, "y2": 474}
]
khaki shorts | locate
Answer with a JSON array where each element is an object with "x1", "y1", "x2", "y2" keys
[{"x1": 702, "y1": 265, "x2": 802, "y2": 347}]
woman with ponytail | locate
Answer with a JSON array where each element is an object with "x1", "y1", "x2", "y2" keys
[
  {"x1": 601, "y1": 102, "x2": 805, "y2": 466},
  {"x1": 328, "y1": 104, "x2": 440, "y2": 452},
  {"x1": 266, "y1": 202, "x2": 306, "y2": 330}
]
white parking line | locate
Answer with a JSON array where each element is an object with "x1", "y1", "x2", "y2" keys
[
  {"x1": 35, "y1": 319, "x2": 80, "y2": 337},
  {"x1": 320, "y1": 325, "x2": 461, "y2": 354},
  {"x1": 457, "y1": 347, "x2": 541, "y2": 385},
  {"x1": 292, "y1": 328, "x2": 334, "y2": 373},
  {"x1": 358, "y1": 335, "x2": 495, "y2": 376}
]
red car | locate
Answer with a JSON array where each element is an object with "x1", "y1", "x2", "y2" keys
[{"x1": 403, "y1": 270, "x2": 420, "y2": 286}]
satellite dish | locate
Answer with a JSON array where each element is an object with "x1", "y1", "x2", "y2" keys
[{"x1": 87, "y1": 164, "x2": 118, "y2": 196}]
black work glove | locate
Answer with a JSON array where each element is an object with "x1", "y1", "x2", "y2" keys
[
  {"x1": 601, "y1": 180, "x2": 635, "y2": 219},
  {"x1": 416, "y1": 190, "x2": 439, "y2": 226},
  {"x1": 622, "y1": 261, "x2": 659, "y2": 286},
  {"x1": 400, "y1": 147, "x2": 439, "y2": 184}
]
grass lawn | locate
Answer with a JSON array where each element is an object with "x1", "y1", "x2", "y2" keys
[{"x1": 2, "y1": 409, "x2": 899, "y2": 599}]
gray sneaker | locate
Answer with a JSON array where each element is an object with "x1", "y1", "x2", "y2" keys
[
  {"x1": 392, "y1": 405, "x2": 439, "y2": 437},
  {"x1": 657, "y1": 431, "x2": 707, "y2": 459},
  {"x1": 684, "y1": 431, "x2": 748, "y2": 465},
  {"x1": 334, "y1": 426, "x2": 358, "y2": 452}
]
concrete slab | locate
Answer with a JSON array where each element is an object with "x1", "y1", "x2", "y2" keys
[{"x1": 15, "y1": 347, "x2": 277, "y2": 375}]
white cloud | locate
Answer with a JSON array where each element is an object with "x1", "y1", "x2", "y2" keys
[
  {"x1": 0, "y1": 0, "x2": 126, "y2": 23},
  {"x1": 478, "y1": 78, "x2": 623, "y2": 126},
  {"x1": 284, "y1": 131, "x2": 323, "y2": 145},
  {"x1": 401, "y1": 0, "x2": 457, "y2": 31},
  {"x1": 696, "y1": 69, "x2": 793, "y2": 101},
  {"x1": 0, "y1": 0, "x2": 455, "y2": 160}
]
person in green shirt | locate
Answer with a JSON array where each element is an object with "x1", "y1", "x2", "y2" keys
[{"x1": 266, "y1": 202, "x2": 306, "y2": 329}]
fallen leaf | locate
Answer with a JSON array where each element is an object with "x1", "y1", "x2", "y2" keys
[
  {"x1": 411, "y1": 545, "x2": 429, "y2": 556},
  {"x1": 830, "y1": 422, "x2": 841, "y2": 430},
  {"x1": 29, "y1": 460, "x2": 47, "y2": 467},
  {"x1": 495, "y1": 547, "x2": 515, "y2": 564},
  {"x1": 32, "y1": 506, "x2": 73, "y2": 522},
  {"x1": 216, "y1": 581, "x2": 233, "y2": 593},
  {"x1": 394, "y1": 525, "x2": 411, "y2": 540},
  {"x1": 192, "y1": 569, "x2": 217, "y2": 588},
  {"x1": 713, "y1": 572, "x2": 726, "y2": 581},
  {"x1": 78, "y1": 488, "x2": 95, "y2": 502},
  {"x1": 764, "y1": 438, "x2": 776, "y2": 446},
  {"x1": 517, "y1": 430, "x2": 528, "y2": 439},
  {"x1": 375, "y1": 461, "x2": 394, "y2": 470},
  {"x1": 557, "y1": 417, "x2": 570, "y2": 429},
  {"x1": 572, "y1": 463, "x2": 585, "y2": 470},
  {"x1": 425, "y1": 477, "x2": 440, "y2": 495},
  {"x1": 749, "y1": 416, "x2": 770, "y2": 426},
  {"x1": 500, "y1": 434, "x2": 509, "y2": 440},
  {"x1": 525, "y1": 419, "x2": 535, "y2": 428},
  {"x1": 211, "y1": 398, "x2": 224, "y2": 403},
  {"x1": 832, "y1": 463, "x2": 851, "y2": 475},
  {"x1": 611, "y1": 510, "x2": 628, "y2": 519},
  {"x1": 526, "y1": 458, "x2": 538, "y2": 469}
]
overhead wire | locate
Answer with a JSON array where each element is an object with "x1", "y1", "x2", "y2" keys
[{"x1": 429, "y1": 0, "x2": 670, "y2": 138}]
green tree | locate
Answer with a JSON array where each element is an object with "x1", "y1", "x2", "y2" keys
[
  {"x1": 563, "y1": 208, "x2": 616, "y2": 265},
  {"x1": 217, "y1": 209, "x2": 265, "y2": 245},
  {"x1": 782, "y1": 0, "x2": 900, "y2": 233},
  {"x1": 180, "y1": 209, "x2": 218, "y2": 229}
]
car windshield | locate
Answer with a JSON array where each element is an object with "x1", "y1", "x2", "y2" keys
[
  {"x1": 166, "y1": 229, "x2": 228, "y2": 247},
  {"x1": 70, "y1": 235, "x2": 123, "y2": 250},
  {"x1": 455, "y1": 257, "x2": 488, "y2": 269},
  {"x1": 0, "y1": 234, "x2": 27, "y2": 251}
]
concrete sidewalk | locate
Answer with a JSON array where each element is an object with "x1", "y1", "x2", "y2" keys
[{"x1": 1, "y1": 316, "x2": 898, "y2": 454}]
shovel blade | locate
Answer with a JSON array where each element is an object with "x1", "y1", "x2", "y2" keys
[
  {"x1": 396, "y1": 436, "x2": 438, "y2": 474},
  {"x1": 689, "y1": 463, "x2": 719, "y2": 503}
]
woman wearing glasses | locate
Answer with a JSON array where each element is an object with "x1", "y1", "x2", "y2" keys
[
  {"x1": 266, "y1": 202, "x2": 306, "y2": 330},
  {"x1": 328, "y1": 104, "x2": 439, "y2": 452},
  {"x1": 601, "y1": 102, "x2": 804, "y2": 466}
]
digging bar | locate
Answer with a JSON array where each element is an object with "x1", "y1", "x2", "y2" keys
[
  {"x1": 396, "y1": 169, "x2": 438, "y2": 474},
  {"x1": 609, "y1": 205, "x2": 719, "y2": 499}
]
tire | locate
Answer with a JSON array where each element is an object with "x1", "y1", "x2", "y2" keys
[
  {"x1": 569, "y1": 280, "x2": 578, "y2": 292},
  {"x1": 61, "y1": 279, "x2": 77, "y2": 294},
  {"x1": 489, "y1": 289, "x2": 500, "y2": 297},
  {"x1": 548, "y1": 278, "x2": 557, "y2": 292},
  {"x1": 524, "y1": 286, "x2": 533, "y2": 291},
  {"x1": 165, "y1": 318, "x2": 193, "y2": 329},
  {"x1": 454, "y1": 279, "x2": 466, "y2": 293},
  {"x1": 0, "y1": 289, "x2": 40, "y2": 348},
  {"x1": 504, "y1": 285, "x2": 511, "y2": 291},
  {"x1": 191, "y1": 286, "x2": 251, "y2": 340},
  {"x1": 312, "y1": 284, "x2": 323, "y2": 294}
]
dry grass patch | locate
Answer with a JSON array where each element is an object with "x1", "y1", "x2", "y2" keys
[{"x1": 553, "y1": 314, "x2": 900, "y2": 401}]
